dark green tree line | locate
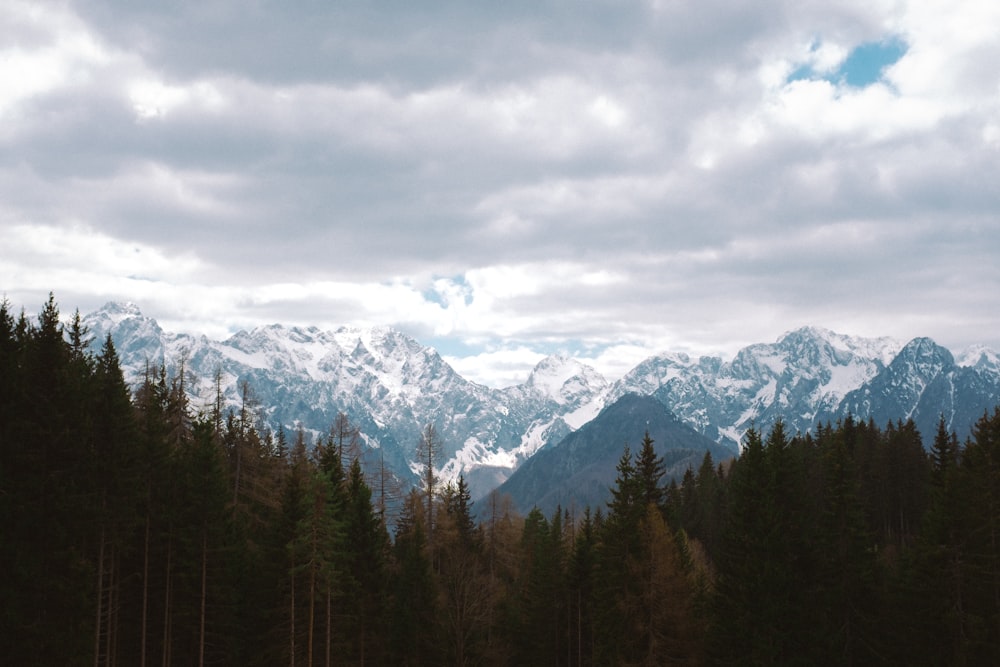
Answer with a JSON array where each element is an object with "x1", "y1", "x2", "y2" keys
[{"x1": 4, "y1": 295, "x2": 1000, "y2": 665}]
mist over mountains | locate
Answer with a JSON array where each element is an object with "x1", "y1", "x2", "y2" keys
[{"x1": 83, "y1": 302, "x2": 1000, "y2": 503}]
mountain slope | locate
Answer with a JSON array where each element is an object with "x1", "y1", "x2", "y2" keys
[
  {"x1": 82, "y1": 302, "x2": 1000, "y2": 503},
  {"x1": 495, "y1": 393, "x2": 733, "y2": 516},
  {"x1": 82, "y1": 303, "x2": 608, "y2": 499},
  {"x1": 610, "y1": 326, "x2": 900, "y2": 448},
  {"x1": 830, "y1": 337, "x2": 1000, "y2": 442}
]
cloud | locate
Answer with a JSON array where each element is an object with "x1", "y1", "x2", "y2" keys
[{"x1": 2, "y1": 0, "x2": 999, "y2": 388}]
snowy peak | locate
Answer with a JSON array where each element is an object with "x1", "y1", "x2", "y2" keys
[
  {"x1": 831, "y1": 336, "x2": 1000, "y2": 441},
  {"x1": 82, "y1": 302, "x2": 603, "y2": 500},
  {"x1": 82, "y1": 302, "x2": 187, "y2": 374},
  {"x1": 958, "y1": 344, "x2": 1000, "y2": 376},
  {"x1": 525, "y1": 355, "x2": 608, "y2": 405},
  {"x1": 85, "y1": 301, "x2": 160, "y2": 335},
  {"x1": 778, "y1": 326, "x2": 900, "y2": 366},
  {"x1": 611, "y1": 327, "x2": 902, "y2": 449},
  {"x1": 81, "y1": 301, "x2": 1000, "y2": 502},
  {"x1": 890, "y1": 337, "x2": 954, "y2": 382}
]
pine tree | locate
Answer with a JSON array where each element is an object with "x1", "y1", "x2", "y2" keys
[
  {"x1": 90, "y1": 334, "x2": 141, "y2": 667},
  {"x1": 389, "y1": 490, "x2": 439, "y2": 666},
  {"x1": 594, "y1": 443, "x2": 646, "y2": 663},
  {"x1": 813, "y1": 428, "x2": 879, "y2": 663},
  {"x1": 342, "y1": 457, "x2": 389, "y2": 666},
  {"x1": 567, "y1": 508, "x2": 596, "y2": 667},
  {"x1": 711, "y1": 425, "x2": 792, "y2": 664},
  {"x1": 930, "y1": 415, "x2": 960, "y2": 487},
  {"x1": 953, "y1": 409, "x2": 1000, "y2": 661},
  {"x1": 512, "y1": 507, "x2": 564, "y2": 666}
]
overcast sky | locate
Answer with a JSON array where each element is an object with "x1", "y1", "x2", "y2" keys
[{"x1": 2, "y1": 0, "x2": 999, "y2": 387}]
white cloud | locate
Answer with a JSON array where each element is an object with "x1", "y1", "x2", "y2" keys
[
  {"x1": 128, "y1": 78, "x2": 226, "y2": 120},
  {"x1": 444, "y1": 346, "x2": 547, "y2": 388},
  {"x1": 4, "y1": 222, "x2": 203, "y2": 281},
  {"x1": 0, "y1": 3, "x2": 113, "y2": 119},
  {"x1": 2, "y1": 0, "x2": 999, "y2": 388}
]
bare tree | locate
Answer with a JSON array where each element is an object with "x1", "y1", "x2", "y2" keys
[{"x1": 417, "y1": 423, "x2": 441, "y2": 544}]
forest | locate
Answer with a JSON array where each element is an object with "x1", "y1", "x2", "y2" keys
[{"x1": 2, "y1": 296, "x2": 1000, "y2": 665}]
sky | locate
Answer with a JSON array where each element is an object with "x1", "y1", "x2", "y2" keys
[{"x1": 2, "y1": 0, "x2": 999, "y2": 388}]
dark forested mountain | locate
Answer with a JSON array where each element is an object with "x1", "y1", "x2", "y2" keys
[
  {"x1": 82, "y1": 303, "x2": 1000, "y2": 503},
  {"x1": 495, "y1": 393, "x2": 733, "y2": 515}
]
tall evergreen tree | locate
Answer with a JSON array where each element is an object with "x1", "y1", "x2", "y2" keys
[
  {"x1": 634, "y1": 431, "x2": 666, "y2": 509},
  {"x1": 711, "y1": 425, "x2": 793, "y2": 664},
  {"x1": 343, "y1": 457, "x2": 389, "y2": 666},
  {"x1": 389, "y1": 490, "x2": 439, "y2": 666},
  {"x1": 512, "y1": 507, "x2": 564, "y2": 666}
]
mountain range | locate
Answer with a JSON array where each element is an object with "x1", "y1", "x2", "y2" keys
[{"x1": 83, "y1": 302, "x2": 1000, "y2": 508}]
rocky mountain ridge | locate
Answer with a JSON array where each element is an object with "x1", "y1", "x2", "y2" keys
[{"x1": 82, "y1": 302, "x2": 1000, "y2": 500}]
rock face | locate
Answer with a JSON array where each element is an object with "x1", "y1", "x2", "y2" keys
[
  {"x1": 84, "y1": 303, "x2": 1000, "y2": 502},
  {"x1": 82, "y1": 303, "x2": 609, "y2": 500},
  {"x1": 829, "y1": 337, "x2": 1000, "y2": 446},
  {"x1": 608, "y1": 326, "x2": 902, "y2": 449}
]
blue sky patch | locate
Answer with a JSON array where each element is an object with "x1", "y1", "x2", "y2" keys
[
  {"x1": 841, "y1": 38, "x2": 907, "y2": 86},
  {"x1": 422, "y1": 274, "x2": 473, "y2": 308},
  {"x1": 788, "y1": 37, "x2": 907, "y2": 88}
]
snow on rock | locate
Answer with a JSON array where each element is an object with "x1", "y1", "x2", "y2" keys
[{"x1": 82, "y1": 302, "x2": 999, "y2": 500}]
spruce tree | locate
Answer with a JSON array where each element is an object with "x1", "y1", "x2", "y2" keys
[{"x1": 389, "y1": 490, "x2": 439, "y2": 666}]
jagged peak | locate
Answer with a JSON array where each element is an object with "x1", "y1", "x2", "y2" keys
[
  {"x1": 528, "y1": 354, "x2": 605, "y2": 384},
  {"x1": 92, "y1": 300, "x2": 144, "y2": 320},
  {"x1": 522, "y1": 354, "x2": 607, "y2": 407},
  {"x1": 104, "y1": 300, "x2": 140, "y2": 312},
  {"x1": 530, "y1": 353, "x2": 574, "y2": 372},
  {"x1": 898, "y1": 336, "x2": 952, "y2": 358},
  {"x1": 781, "y1": 324, "x2": 838, "y2": 342},
  {"x1": 957, "y1": 344, "x2": 1000, "y2": 372},
  {"x1": 892, "y1": 337, "x2": 954, "y2": 372},
  {"x1": 642, "y1": 350, "x2": 696, "y2": 367},
  {"x1": 776, "y1": 325, "x2": 901, "y2": 366}
]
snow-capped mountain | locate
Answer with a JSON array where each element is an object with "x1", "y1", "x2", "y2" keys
[
  {"x1": 83, "y1": 303, "x2": 1000, "y2": 502},
  {"x1": 82, "y1": 303, "x2": 608, "y2": 500},
  {"x1": 608, "y1": 326, "x2": 902, "y2": 449},
  {"x1": 829, "y1": 337, "x2": 1000, "y2": 445}
]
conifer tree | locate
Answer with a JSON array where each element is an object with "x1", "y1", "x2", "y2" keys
[
  {"x1": 343, "y1": 457, "x2": 389, "y2": 665},
  {"x1": 513, "y1": 507, "x2": 564, "y2": 666},
  {"x1": 389, "y1": 489, "x2": 439, "y2": 666},
  {"x1": 813, "y1": 428, "x2": 879, "y2": 663},
  {"x1": 953, "y1": 409, "x2": 1000, "y2": 661},
  {"x1": 90, "y1": 334, "x2": 141, "y2": 667},
  {"x1": 711, "y1": 425, "x2": 788, "y2": 664},
  {"x1": 635, "y1": 431, "x2": 666, "y2": 509},
  {"x1": 567, "y1": 507, "x2": 596, "y2": 667}
]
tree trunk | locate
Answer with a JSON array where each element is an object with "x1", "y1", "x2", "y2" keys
[
  {"x1": 199, "y1": 527, "x2": 207, "y2": 667},
  {"x1": 308, "y1": 561, "x2": 315, "y2": 667},
  {"x1": 325, "y1": 587, "x2": 331, "y2": 667},
  {"x1": 107, "y1": 545, "x2": 119, "y2": 667},
  {"x1": 162, "y1": 536, "x2": 172, "y2": 667},
  {"x1": 140, "y1": 512, "x2": 150, "y2": 667},
  {"x1": 290, "y1": 561, "x2": 296, "y2": 667},
  {"x1": 94, "y1": 524, "x2": 106, "y2": 667}
]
